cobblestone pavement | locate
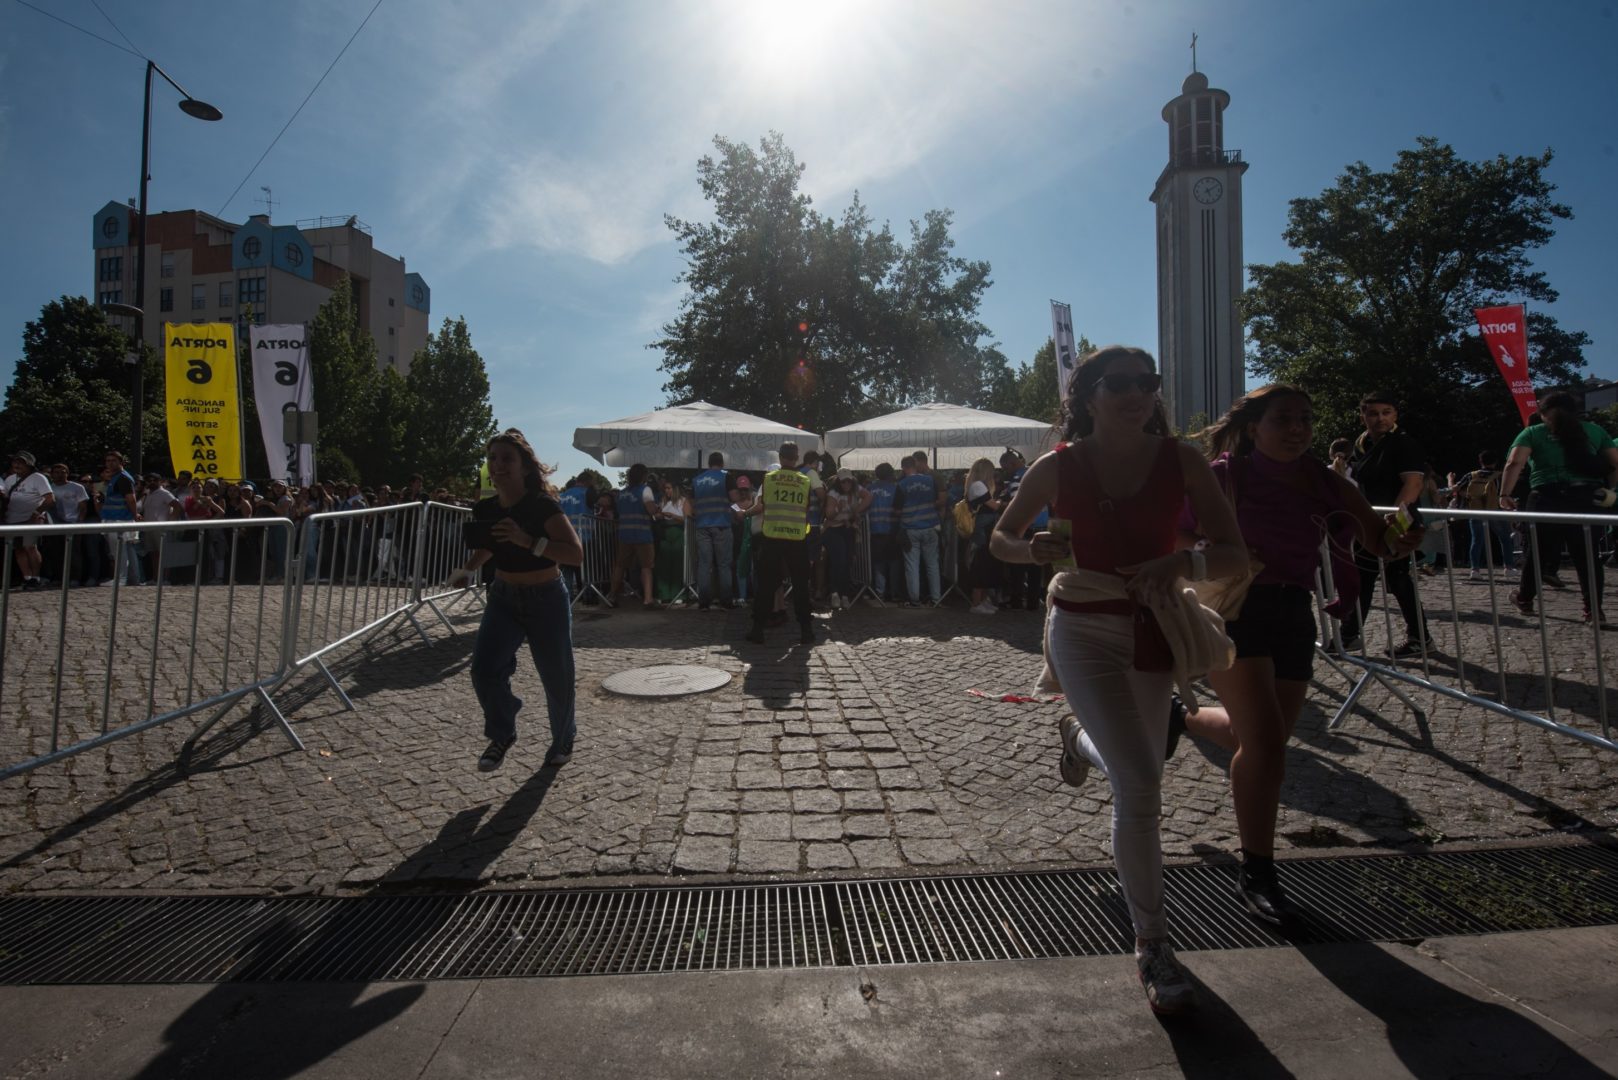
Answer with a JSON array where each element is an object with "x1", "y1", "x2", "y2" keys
[{"x1": 1, "y1": 572, "x2": 1614, "y2": 895}]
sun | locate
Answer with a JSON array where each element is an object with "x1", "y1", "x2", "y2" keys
[{"x1": 723, "y1": 0, "x2": 865, "y2": 87}]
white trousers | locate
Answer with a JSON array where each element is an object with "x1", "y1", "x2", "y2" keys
[{"x1": 1045, "y1": 607, "x2": 1172, "y2": 939}]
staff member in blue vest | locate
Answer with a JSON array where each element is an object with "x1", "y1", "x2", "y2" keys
[
  {"x1": 865, "y1": 463, "x2": 901, "y2": 601},
  {"x1": 895, "y1": 453, "x2": 945, "y2": 605},
  {"x1": 609, "y1": 463, "x2": 659, "y2": 609},
  {"x1": 744, "y1": 441, "x2": 816, "y2": 645},
  {"x1": 691, "y1": 452, "x2": 736, "y2": 610},
  {"x1": 558, "y1": 476, "x2": 592, "y2": 597}
]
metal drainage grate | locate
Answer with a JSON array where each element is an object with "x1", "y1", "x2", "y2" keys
[{"x1": 1, "y1": 843, "x2": 1613, "y2": 985}]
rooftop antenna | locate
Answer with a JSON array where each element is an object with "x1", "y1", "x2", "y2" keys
[
  {"x1": 1190, "y1": 32, "x2": 1198, "y2": 74},
  {"x1": 256, "y1": 185, "x2": 276, "y2": 222}
]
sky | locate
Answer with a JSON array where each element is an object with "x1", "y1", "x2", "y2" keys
[{"x1": 3, "y1": 0, "x2": 1616, "y2": 482}]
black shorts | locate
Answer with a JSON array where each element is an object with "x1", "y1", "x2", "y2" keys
[{"x1": 1226, "y1": 584, "x2": 1316, "y2": 682}]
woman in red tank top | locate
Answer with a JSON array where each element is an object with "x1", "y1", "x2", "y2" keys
[{"x1": 993, "y1": 345, "x2": 1246, "y2": 1018}]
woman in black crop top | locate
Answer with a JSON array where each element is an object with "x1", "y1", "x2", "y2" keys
[{"x1": 450, "y1": 429, "x2": 584, "y2": 773}]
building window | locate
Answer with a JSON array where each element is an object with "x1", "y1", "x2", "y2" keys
[
  {"x1": 219, "y1": 281, "x2": 232, "y2": 307},
  {"x1": 255, "y1": 311, "x2": 266, "y2": 325},
  {"x1": 160, "y1": 287, "x2": 174, "y2": 313},
  {"x1": 387, "y1": 326, "x2": 395, "y2": 336},
  {"x1": 388, "y1": 297, "x2": 395, "y2": 306},
  {"x1": 160, "y1": 253, "x2": 176, "y2": 279},
  {"x1": 98, "y1": 256, "x2": 123, "y2": 282},
  {"x1": 191, "y1": 284, "x2": 207, "y2": 311},
  {"x1": 98, "y1": 290, "x2": 122, "y2": 306},
  {"x1": 239, "y1": 276, "x2": 266, "y2": 306}
]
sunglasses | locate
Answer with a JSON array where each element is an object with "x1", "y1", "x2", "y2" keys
[{"x1": 1098, "y1": 371, "x2": 1162, "y2": 395}]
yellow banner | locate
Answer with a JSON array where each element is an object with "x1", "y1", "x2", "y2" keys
[{"x1": 164, "y1": 322, "x2": 243, "y2": 480}]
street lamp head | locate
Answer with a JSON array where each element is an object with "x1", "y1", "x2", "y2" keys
[
  {"x1": 179, "y1": 98, "x2": 222, "y2": 122},
  {"x1": 101, "y1": 302, "x2": 144, "y2": 320}
]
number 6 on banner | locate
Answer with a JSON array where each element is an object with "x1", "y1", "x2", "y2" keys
[{"x1": 187, "y1": 359, "x2": 212, "y2": 384}]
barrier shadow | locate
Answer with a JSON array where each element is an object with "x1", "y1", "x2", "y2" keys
[{"x1": 1296, "y1": 940, "x2": 1611, "y2": 1078}]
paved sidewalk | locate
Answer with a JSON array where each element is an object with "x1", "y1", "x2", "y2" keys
[
  {"x1": 3, "y1": 926, "x2": 1615, "y2": 1078},
  {"x1": 1, "y1": 581, "x2": 1615, "y2": 894}
]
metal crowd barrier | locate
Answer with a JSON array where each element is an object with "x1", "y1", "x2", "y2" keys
[
  {"x1": 0, "y1": 517, "x2": 298, "y2": 781},
  {"x1": 1317, "y1": 504, "x2": 1617, "y2": 753},
  {"x1": 570, "y1": 513, "x2": 616, "y2": 607}
]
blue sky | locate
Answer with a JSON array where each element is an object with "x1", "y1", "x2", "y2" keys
[{"x1": 3, "y1": 0, "x2": 1615, "y2": 480}]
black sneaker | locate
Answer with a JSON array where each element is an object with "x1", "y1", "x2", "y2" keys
[
  {"x1": 744, "y1": 627, "x2": 765, "y2": 644},
  {"x1": 1165, "y1": 694, "x2": 1188, "y2": 761},
  {"x1": 544, "y1": 744, "x2": 573, "y2": 767},
  {"x1": 1235, "y1": 854, "x2": 1295, "y2": 927},
  {"x1": 1388, "y1": 636, "x2": 1435, "y2": 658},
  {"x1": 478, "y1": 738, "x2": 515, "y2": 772}
]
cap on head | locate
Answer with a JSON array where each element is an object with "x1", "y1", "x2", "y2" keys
[{"x1": 12, "y1": 451, "x2": 36, "y2": 467}]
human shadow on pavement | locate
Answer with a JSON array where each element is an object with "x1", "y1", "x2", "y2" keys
[
  {"x1": 378, "y1": 761, "x2": 560, "y2": 888},
  {"x1": 127, "y1": 919, "x2": 426, "y2": 1080},
  {"x1": 736, "y1": 621, "x2": 817, "y2": 710},
  {"x1": 1156, "y1": 963, "x2": 1294, "y2": 1079},
  {"x1": 1296, "y1": 940, "x2": 1611, "y2": 1079}
]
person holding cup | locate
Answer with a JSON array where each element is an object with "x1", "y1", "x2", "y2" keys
[{"x1": 991, "y1": 345, "x2": 1247, "y2": 1018}]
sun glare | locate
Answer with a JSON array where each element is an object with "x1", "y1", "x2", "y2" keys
[{"x1": 725, "y1": 0, "x2": 865, "y2": 87}]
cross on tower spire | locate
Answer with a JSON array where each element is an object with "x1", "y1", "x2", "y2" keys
[{"x1": 1190, "y1": 32, "x2": 1198, "y2": 74}]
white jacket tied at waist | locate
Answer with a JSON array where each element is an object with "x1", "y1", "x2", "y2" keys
[{"x1": 1037, "y1": 568, "x2": 1237, "y2": 712}]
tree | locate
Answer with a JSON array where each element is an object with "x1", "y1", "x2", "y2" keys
[
  {"x1": 307, "y1": 275, "x2": 375, "y2": 467},
  {"x1": 347, "y1": 366, "x2": 413, "y2": 488},
  {"x1": 1242, "y1": 137, "x2": 1588, "y2": 468},
  {"x1": 402, "y1": 317, "x2": 497, "y2": 487},
  {"x1": 993, "y1": 335, "x2": 1096, "y2": 428},
  {"x1": 655, "y1": 133, "x2": 1011, "y2": 434},
  {"x1": 571, "y1": 467, "x2": 611, "y2": 492},
  {"x1": 0, "y1": 295, "x2": 167, "y2": 472}
]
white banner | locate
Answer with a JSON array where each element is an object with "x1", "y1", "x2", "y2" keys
[
  {"x1": 1051, "y1": 300, "x2": 1078, "y2": 404},
  {"x1": 249, "y1": 323, "x2": 314, "y2": 485}
]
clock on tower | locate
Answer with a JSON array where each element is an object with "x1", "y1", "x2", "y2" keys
[{"x1": 1149, "y1": 68, "x2": 1248, "y2": 434}]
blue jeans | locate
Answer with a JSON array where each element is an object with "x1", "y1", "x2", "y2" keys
[
  {"x1": 824, "y1": 526, "x2": 855, "y2": 596},
  {"x1": 695, "y1": 525, "x2": 734, "y2": 606},
  {"x1": 1469, "y1": 518, "x2": 1514, "y2": 571},
  {"x1": 471, "y1": 577, "x2": 576, "y2": 750},
  {"x1": 904, "y1": 526, "x2": 941, "y2": 604},
  {"x1": 106, "y1": 533, "x2": 143, "y2": 584},
  {"x1": 869, "y1": 532, "x2": 901, "y2": 599}
]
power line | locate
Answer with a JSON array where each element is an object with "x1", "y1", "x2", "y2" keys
[
  {"x1": 216, "y1": 0, "x2": 386, "y2": 217},
  {"x1": 11, "y1": 0, "x2": 143, "y2": 59},
  {"x1": 89, "y1": 0, "x2": 147, "y2": 59}
]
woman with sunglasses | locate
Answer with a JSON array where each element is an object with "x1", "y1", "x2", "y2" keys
[{"x1": 992, "y1": 345, "x2": 1247, "y2": 1017}]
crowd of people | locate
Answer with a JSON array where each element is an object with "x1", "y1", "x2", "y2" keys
[
  {"x1": 9, "y1": 346, "x2": 1618, "y2": 1021},
  {"x1": 0, "y1": 450, "x2": 472, "y2": 590}
]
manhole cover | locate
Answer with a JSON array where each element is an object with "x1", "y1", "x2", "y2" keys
[{"x1": 601, "y1": 664, "x2": 732, "y2": 697}]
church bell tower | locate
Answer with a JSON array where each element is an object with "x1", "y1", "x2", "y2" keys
[{"x1": 1150, "y1": 63, "x2": 1248, "y2": 433}]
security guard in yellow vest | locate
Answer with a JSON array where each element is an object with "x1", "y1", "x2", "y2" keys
[{"x1": 745, "y1": 441, "x2": 815, "y2": 645}]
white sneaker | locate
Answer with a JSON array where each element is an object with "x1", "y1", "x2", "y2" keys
[
  {"x1": 1058, "y1": 716, "x2": 1089, "y2": 787},
  {"x1": 828, "y1": 592, "x2": 841, "y2": 611},
  {"x1": 970, "y1": 601, "x2": 997, "y2": 615},
  {"x1": 1136, "y1": 939, "x2": 1197, "y2": 1016}
]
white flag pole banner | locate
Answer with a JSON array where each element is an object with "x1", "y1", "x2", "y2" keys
[
  {"x1": 1050, "y1": 300, "x2": 1078, "y2": 404},
  {"x1": 249, "y1": 324, "x2": 314, "y2": 485}
]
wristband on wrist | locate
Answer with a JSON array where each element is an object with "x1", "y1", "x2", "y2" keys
[
  {"x1": 1187, "y1": 549, "x2": 1207, "y2": 582},
  {"x1": 530, "y1": 536, "x2": 548, "y2": 558}
]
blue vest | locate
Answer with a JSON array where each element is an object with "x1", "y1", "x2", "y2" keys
[
  {"x1": 559, "y1": 485, "x2": 589, "y2": 519},
  {"x1": 616, "y1": 484, "x2": 653, "y2": 544},
  {"x1": 866, "y1": 481, "x2": 897, "y2": 534},
  {"x1": 897, "y1": 474, "x2": 940, "y2": 530},
  {"x1": 99, "y1": 470, "x2": 137, "y2": 522},
  {"x1": 692, "y1": 469, "x2": 730, "y2": 528}
]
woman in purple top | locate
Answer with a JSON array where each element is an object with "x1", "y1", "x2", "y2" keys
[{"x1": 1180, "y1": 385, "x2": 1423, "y2": 925}]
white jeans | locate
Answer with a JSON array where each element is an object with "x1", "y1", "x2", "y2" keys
[{"x1": 1045, "y1": 607, "x2": 1172, "y2": 939}]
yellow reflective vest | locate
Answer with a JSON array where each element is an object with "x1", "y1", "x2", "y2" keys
[{"x1": 761, "y1": 468, "x2": 812, "y2": 540}]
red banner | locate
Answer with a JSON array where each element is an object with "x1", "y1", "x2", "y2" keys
[{"x1": 1475, "y1": 304, "x2": 1536, "y2": 425}]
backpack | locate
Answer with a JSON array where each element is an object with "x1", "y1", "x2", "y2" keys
[
  {"x1": 952, "y1": 497, "x2": 975, "y2": 538},
  {"x1": 1461, "y1": 471, "x2": 1496, "y2": 510}
]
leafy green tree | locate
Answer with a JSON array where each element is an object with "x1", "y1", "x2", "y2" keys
[
  {"x1": 1243, "y1": 137, "x2": 1588, "y2": 468},
  {"x1": 995, "y1": 335, "x2": 1096, "y2": 427},
  {"x1": 403, "y1": 317, "x2": 497, "y2": 487},
  {"x1": 308, "y1": 275, "x2": 375, "y2": 466},
  {"x1": 571, "y1": 467, "x2": 611, "y2": 493},
  {"x1": 347, "y1": 366, "x2": 414, "y2": 488},
  {"x1": 656, "y1": 133, "x2": 1011, "y2": 433},
  {"x1": 0, "y1": 295, "x2": 167, "y2": 472}
]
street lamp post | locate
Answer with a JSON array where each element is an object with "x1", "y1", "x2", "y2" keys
[{"x1": 125, "y1": 59, "x2": 221, "y2": 476}]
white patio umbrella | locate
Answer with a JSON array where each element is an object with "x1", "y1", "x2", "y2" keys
[
  {"x1": 822, "y1": 402, "x2": 1057, "y2": 471},
  {"x1": 572, "y1": 400, "x2": 819, "y2": 472}
]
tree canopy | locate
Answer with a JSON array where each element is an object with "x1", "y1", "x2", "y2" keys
[
  {"x1": 402, "y1": 317, "x2": 497, "y2": 487},
  {"x1": 1242, "y1": 137, "x2": 1588, "y2": 467},
  {"x1": 0, "y1": 295, "x2": 166, "y2": 474},
  {"x1": 655, "y1": 133, "x2": 1011, "y2": 434}
]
